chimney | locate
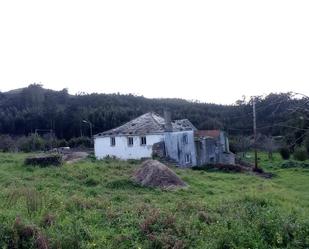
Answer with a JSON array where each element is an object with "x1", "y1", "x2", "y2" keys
[{"x1": 164, "y1": 109, "x2": 173, "y2": 132}]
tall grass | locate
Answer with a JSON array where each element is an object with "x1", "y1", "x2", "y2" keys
[{"x1": 0, "y1": 152, "x2": 308, "y2": 248}]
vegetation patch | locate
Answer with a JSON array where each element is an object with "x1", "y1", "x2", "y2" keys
[
  {"x1": 293, "y1": 147, "x2": 308, "y2": 161},
  {"x1": 280, "y1": 160, "x2": 309, "y2": 169},
  {"x1": 279, "y1": 147, "x2": 291, "y2": 160},
  {"x1": 24, "y1": 154, "x2": 62, "y2": 167},
  {"x1": 0, "y1": 152, "x2": 309, "y2": 248},
  {"x1": 209, "y1": 196, "x2": 309, "y2": 248},
  {"x1": 192, "y1": 163, "x2": 245, "y2": 173},
  {"x1": 106, "y1": 179, "x2": 140, "y2": 190}
]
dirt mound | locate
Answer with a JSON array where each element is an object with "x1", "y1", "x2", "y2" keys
[{"x1": 132, "y1": 160, "x2": 186, "y2": 189}]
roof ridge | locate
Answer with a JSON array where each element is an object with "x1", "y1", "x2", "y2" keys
[
  {"x1": 149, "y1": 112, "x2": 164, "y2": 129},
  {"x1": 94, "y1": 112, "x2": 196, "y2": 137}
]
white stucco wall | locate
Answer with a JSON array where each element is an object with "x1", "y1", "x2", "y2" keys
[{"x1": 94, "y1": 134, "x2": 164, "y2": 160}]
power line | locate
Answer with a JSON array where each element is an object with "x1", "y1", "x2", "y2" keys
[
  {"x1": 227, "y1": 119, "x2": 309, "y2": 132},
  {"x1": 227, "y1": 95, "x2": 297, "y2": 121}
]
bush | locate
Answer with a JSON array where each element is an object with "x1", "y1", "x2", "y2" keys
[
  {"x1": 293, "y1": 147, "x2": 308, "y2": 161},
  {"x1": 192, "y1": 163, "x2": 244, "y2": 172},
  {"x1": 68, "y1": 136, "x2": 92, "y2": 148},
  {"x1": 56, "y1": 139, "x2": 69, "y2": 147},
  {"x1": 0, "y1": 135, "x2": 15, "y2": 152},
  {"x1": 24, "y1": 154, "x2": 62, "y2": 167},
  {"x1": 0, "y1": 217, "x2": 49, "y2": 249},
  {"x1": 280, "y1": 160, "x2": 309, "y2": 169},
  {"x1": 17, "y1": 134, "x2": 46, "y2": 152},
  {"x1": 228, "y1": 139, "x2": 238, "y2": 154},
  {"x1": 279, "y1": 147, "x2": 290, "y2": 160}
]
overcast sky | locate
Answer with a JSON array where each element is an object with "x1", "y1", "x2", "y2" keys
[{"x1": 0, "y1": 0, "x2": 308, "y2": 104}]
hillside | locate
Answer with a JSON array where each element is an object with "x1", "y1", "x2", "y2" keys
[
  {"x1": 0, "y1": 84, "x2": 308, "y2": 142},
  {"x1": 0, "y1": 153, "x2": 308, "y2": 248}
]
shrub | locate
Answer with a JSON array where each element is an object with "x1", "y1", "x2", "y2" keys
[
  {"x1": 41, "y1": 213, "x2": 56, "y2": 227},
  {"x1": 17, "y1": 134, "x2": 46, "y2": 152},
  {"x1": 228, "y1": 139, "x2": 238, "y2": 154},
  {"x1": 279, "y1": 147, "x2": 290, "y2": 160},
  {"x1": 280, "y1": 160, "x2": 309, "y2": 169},
  {"x1": 24, "y1": 154, "x2": 62, "y2": 167},
  {"x1": 83, "y1": 177, "x2": 99, "y2": 187},
  {"x1": 68, "y1": 136, "x2": 92, "y2": 148},
  {"x1": 197, "y1": 211, "x2": 214, "y2": 224},
  {"x1": 293, "y1": 147, "x2": 308, "y2": 161},
  {"x1": 56, "y1": 139, "x2": 69, "y2": 147},
  {"x1": 2, "y1": 217, "x2": 49, "y2": 249},
  {"x1": 12, "y1": 217, "x2": 38, "y2": 247},
  {"x1": 192, "y1": 164, "x2": 244, "y2": 173},
  {"x1": 0, "y1": 135, "x2": 15, "y2": 152}
]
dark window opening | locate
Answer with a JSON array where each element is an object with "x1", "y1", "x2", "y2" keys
[
  {"x1": 110, "y1": 137, "x2": 116, "y2": 146},
  {"x1": 183, "y1": 134, "x2": 188, "y2": 144},
  {"x1": 185, "y1": 153, "x2": 191, "y2": 164},
  {"x1": 128, "y1": 137, "x2": 134, "y2": 146},
  {"x1": 140, "y1": 136, "x2": 147, "y2": 146}
]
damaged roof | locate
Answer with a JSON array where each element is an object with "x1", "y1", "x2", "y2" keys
[{"x1": 95, "y1": 112, "x2": 197, "y2": 137}]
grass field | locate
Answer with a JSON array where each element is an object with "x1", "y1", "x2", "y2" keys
[{"x1": 0, "y1": 152, "x2": 308, "y2": 249}]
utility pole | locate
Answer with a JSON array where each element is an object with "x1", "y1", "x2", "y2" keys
[
  {"x1": 253, "y1": 97, "x2": 258, "y2": 170},
  {"x1": 82, "y1": 120, "x2": 93, "y2": 138}
]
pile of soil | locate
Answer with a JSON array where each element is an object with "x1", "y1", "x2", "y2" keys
[{"x1": 132, "y1": 160, "x2": 186, "y2": 189}]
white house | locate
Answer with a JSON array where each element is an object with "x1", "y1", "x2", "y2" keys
[
  {"x1": 94, "y1": 112, "x2": 234, "y2": 167},
  {"x1": 94, "y1": 112, "x2": 198, "y2": 166}
]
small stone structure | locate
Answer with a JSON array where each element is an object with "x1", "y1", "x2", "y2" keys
[{"x1": 194, "y1": 130, "x2": 235, "y2": 166}]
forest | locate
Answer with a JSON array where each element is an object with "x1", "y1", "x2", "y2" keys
[{"x1": 0, "y1": 84, "x2": 308, "y2": 152}]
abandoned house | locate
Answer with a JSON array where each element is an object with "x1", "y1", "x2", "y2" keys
[{"x1": 94, "y1": 112, "x2": 235, "y2": 167}]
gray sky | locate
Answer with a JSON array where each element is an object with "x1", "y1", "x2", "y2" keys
[{"x1": 0, "y1": 0, "x2": 308, "y2": 104}]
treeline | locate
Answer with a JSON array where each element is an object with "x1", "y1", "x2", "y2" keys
[
  {"x1": 0, "y1": 84, "x2": 308, "y2": 147},
  {"x1": 0, "y1": 134, "x2": 92, "y2": 152}
]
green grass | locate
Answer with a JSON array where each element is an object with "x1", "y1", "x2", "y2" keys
[{"x1": 0, "y1": 152, "x2": 308, "y2": 248}]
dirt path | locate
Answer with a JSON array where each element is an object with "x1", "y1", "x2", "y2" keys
[{"x1": 63, "y1": 152, "x2": 89, "y2": 164}]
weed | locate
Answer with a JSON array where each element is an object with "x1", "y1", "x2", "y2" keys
[
  {"x1": 105, "y1": 179, "x2": 140, "y2": 190},
  {"x1": 197, "y1": 211, "x2": 214, "y2": 224},
  {"x1": 41, "y1": 213, "x2": 55, "y2": 227},
  {"x1": 83, "y1": 177, "x2": 99, "y2": 187},
  {"x1": 25, "y1": 188, "x2": 43, "y2": 217}
]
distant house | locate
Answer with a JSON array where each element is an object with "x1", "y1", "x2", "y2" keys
[{"x1": 94, "y1": 112, "x2": 235, "y2": 167}]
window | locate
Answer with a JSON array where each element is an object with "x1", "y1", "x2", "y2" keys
[
  {"x1": 128, "y1": 137, "x2": 134, "y2": 146},
  {"x1": 110, "y1": 137, "x2": 116, "y2": 146},
  {"x1": 183, "y1": 134, "x2": 188, "y2": 144},
  {"x1": 185, "y1": 153, "x2": 191, "y2": 164},
  {"x1": 140, "y1": 136, "x2": 147, "y2": 146}
]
